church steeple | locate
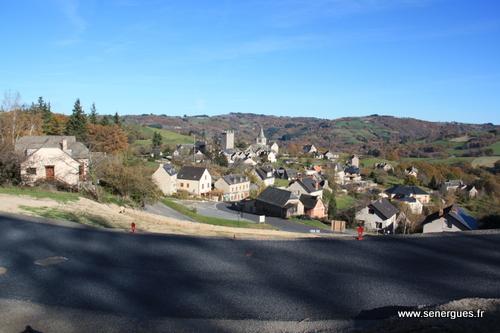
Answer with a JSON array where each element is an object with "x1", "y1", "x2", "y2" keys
[{"x1": 256, "y1": 126, "x2": 267, "y2": 145}]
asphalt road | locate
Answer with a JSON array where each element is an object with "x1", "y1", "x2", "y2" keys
[
  {"x1": 145, "y1": 201, "x2": 330, "y2": 234},
  {"x1": 214, "y1": 202, "x2": 332, "y2": 234},
  {"x1": 144, "y1": 202, "x2": 195, "y2": 222},
  {"x1": 1, "y1": 214, "x2": 500, "y2": 331}
]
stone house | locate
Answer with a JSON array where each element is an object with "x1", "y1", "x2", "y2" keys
[
  {"x1": 152, "y1": 163, "x2": 177, "y2": 195},
  {"x1": 15, "y1": 136, "x2": 90, "y2": 187},
  {"x1": 176, "y1": 166, "x2": 212, "y2": 196},
  {"x1": 214, "y1": 174, "x2": 250, "y2": 202}
]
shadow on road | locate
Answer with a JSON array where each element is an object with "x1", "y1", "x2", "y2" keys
[{"x1": 1, "y1": 213, "x2": 500, "y2": 332}]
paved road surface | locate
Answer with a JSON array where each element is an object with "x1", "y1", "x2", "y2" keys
[
  {"x1": 145, "y1": 202, "x2": 195, "y2": 222},
  {"x1": 215, "y1": 202, "x2": 331, "y2": 234},
  {"x1": 146, "y1": 201, "x2": 330, "y2": 234},
  {"x1": 1, "y1": 214, "x2": 500, "y2": 331}
]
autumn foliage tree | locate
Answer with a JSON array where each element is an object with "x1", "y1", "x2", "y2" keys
[{"x1": 86, "y1": 124, "x2": 128, "y2": 153}]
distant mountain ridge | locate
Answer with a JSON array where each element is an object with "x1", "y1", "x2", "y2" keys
[{"x1": 123, "y1": 113, "x2": 499, "y2": 156}]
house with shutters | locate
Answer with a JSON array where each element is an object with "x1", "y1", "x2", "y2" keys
[
  {"x1": 152, "y1": 163, "x2": 177, "y2": 195},
  {"x1": 15, "y1": 136, "x2": 90, "y2": 187},
  {"x1": 214, "y1": 174, "x2": 250, "y2": 202},
  {"x1": 176, "y1": 166, "x2": 212, "y2": 196}
]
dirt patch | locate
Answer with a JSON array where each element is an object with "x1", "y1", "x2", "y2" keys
[{"x1": 0, "y1": 194, "x2": 320, "y2": 239}]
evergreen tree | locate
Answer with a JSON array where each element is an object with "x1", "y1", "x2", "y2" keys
[
  {"x1": 152, "y1": 131, "x2": 163, "y2": 148},
  {"x1": 327, "y1": 191, "x2": 337, "y2": 220},
  {"x1": 100, "y1": 115, "x2": 110, "y2": 126},
  {"x1": 66, "y1": 98, "x2": 87, "y2": 141},
  {"x1": 33, "y1": 96, "x2": 55, "y2": 134},
  {"x1": 113, "y1": 112, "x2": 120, "y2": 126},
  {"x1": 89, "y1": 103, "x2": 98, "y2": 124}
]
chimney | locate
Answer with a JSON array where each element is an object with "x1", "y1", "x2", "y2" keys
[
  {"x1": 315, "y1": 181, "x2": 319, "y2": 190},
  {"x1": 438, "y1": 208, "x2": 444, "y2": 217},
  {"x1": 61, "y1": 139, "x2": 68, "y2": 151}
]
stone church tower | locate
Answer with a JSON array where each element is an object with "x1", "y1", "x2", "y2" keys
[{"x1": 256, "y1": 126, "x2": 267, "y2": 145}]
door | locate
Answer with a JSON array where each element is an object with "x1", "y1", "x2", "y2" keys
[{"x1": 45, "y1": 166, "x2": 55, "y2": 180}]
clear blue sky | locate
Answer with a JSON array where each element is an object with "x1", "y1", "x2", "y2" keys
[{"x1": 1, "y1": 0, "x2": 499, "y2": 123}]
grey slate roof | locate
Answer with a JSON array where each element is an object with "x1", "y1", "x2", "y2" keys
[
  {"x1": 369, "y1": 198, "x2": 398, "y2": 220},
  {"x1": 177, "y1": 166, "x2": 207, "y2": 180},
  {"x1": 255, "y1": 167, "x2": 273, "y2": 180},
  {"x1": 256, "y1": 187, "x2": 297, "y2": 208},
  {"x1": 344, "y1": 165, "x2": 360, "y2": 174},
  {"x1": 15, "y1": 135, "x2": 90, "y2": 159},
  {"x1": 299, "y1": 194, "x2": 320, "y2": 210},
  {"x1": 222, "y1": 174, "x2": 248, "y2": 185},
  {"x1": 162, "y1": 164, "x2": 177, "y2": 176},
  {"x1": 385, "y1": 185, "x2": 429, "y2": 196},
  {"x1": 423, "y1": 204, "x2": 477, "y2": 230},
  {"x1": 295, "y1": 178, "x2": 320, "y2": 193}
]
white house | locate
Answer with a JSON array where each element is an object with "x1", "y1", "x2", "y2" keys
[
  {"x1": 348, "y1": 154, "x2": 360, "y2": 168},
  {"x1": 214, "y1": 174, "x2": 250, "y2": 202},
  {"x1": 254, "y1": 166, "x2": 275, "y2": 187},
  {"x1": 422, "y1": 205, "x2": 477, "y2": 233},
  {"x1": 267, "y1": 151, "x2": 277, "y2": 163},
  {"x1": 270, "y1": 142, "x2": 279, "y2": 154},
  {"x1": 176, "y1": 166, "x2": 212, "y2": 196},
  {"x1": 303, "y1": 144, "x2": 317, "y2": 154},
  {"x1": 396, "y1": 197, "x2": 423, "y2": 215},
  {"x1": 152, "y1": 164, "x2": 177, "y2": 195},
  {"x1": 15, "y1": 136, "x2": 90, "y2": 187},
  {"x1": 355, "y1": 198, "x2": 399, "y2": 234},
  {"x1": 385, "y1": 185, "x2": 430, "y2": 204}
]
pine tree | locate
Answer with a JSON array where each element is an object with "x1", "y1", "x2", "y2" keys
[
  {"x1": 100, "y1": 115, "x2": 110, "y2": 126},
  {"x1": 327, "y1": 191, "x2": 337, "y2": 220},
  {"x1": 152, "y1": 131, "x2": 163, "y2": 148},
  {"x1": 113, "y1": 112, "x2": 120, "y2": 126},
  {"x1": 89, "y1": 103, "x2": 98, "y2": 124},
  {"x1": 66, "y1": 98, "x2": 87, "y2": 141},
  {"x1": 33, "y1": 96, "x2": 55, "y2": 135}
]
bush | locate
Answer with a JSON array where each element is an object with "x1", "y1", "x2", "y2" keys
[
  {"x1": 94, "y1": 155, "x2": 161, "y2": 206},
  {"x1": 0, "y1": 147, "x2": 20, "y2": 185}
]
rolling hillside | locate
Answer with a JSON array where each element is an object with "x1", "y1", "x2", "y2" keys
[{"x1": 123, "y1": 113, "x2": 499, "y2": 159}]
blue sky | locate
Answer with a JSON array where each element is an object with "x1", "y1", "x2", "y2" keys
[{"x1": 1, "y1": 0, "x2": 499, "y2": 123}]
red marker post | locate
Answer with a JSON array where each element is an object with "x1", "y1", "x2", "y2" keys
[
  {"x1": 131, "y1": 222, "x2": 136, "y2": 233},
  {"x1": 357, "y1": 225, "x2": 364, "y2": 240}
]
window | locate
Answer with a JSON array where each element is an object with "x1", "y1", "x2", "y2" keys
[
  {"x1": 180, "y1": 183, "x2": 184, "y2": 188},
  {"x1": 186, "y1": 183, "x2": 190, "y2": 188},
  {"x1": 201, "y1": 184, "x2": 204, "y2": 189},
  {"x1": 26, "y1": 168, "x2": 37, "y2": 175}
]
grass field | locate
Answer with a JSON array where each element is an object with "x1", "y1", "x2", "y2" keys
[
  {"x1": 130, "y1": 125, "x2": 193, "y2": 146},
  {"x1": 360, "y1": 157, "x2": 396, "y2": 168},
  {"x1": 163, "y1": 198, "x2": 274, "y2": 229},
  {"x1": 20, "y1": 206, "x2": 114, "y2": 228},
  {"x1": 290, "y1": 218, "x2": 330, "y2": 230},
  {"x1": 487, "y1": 141, "x2": 500, "y2": 155},
  {"x1": 471, "y1": 156, "x2": 500, "y2": 168},
  {"x1": 336, "y1": 194, "x2": 356, "y2": 210},
  {"x1": 401, "y1": 156, "x2": 476, "y2": 165},
  {"x1": 274, "y1": 178, "x2": 290, "y2": 187},
  {"x1": 0, "y1": 187, "x2": 80, "y2": 203}
]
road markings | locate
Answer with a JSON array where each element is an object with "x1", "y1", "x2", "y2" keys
[
  {"x1": 34, "y1": 256, "x2": 68, "y2": 267},
  {"x1": 0, "y1": 267, "x2": 7, "y2": 275}
]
